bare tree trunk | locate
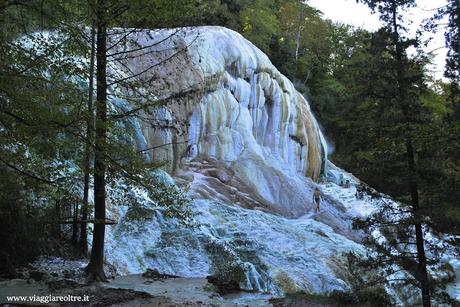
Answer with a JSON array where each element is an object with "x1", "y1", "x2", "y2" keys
[
  {"x1": 85, "y1": 0, "x2": 107, "y2": 282},
  {"x1": 80, "y1": 21, "x2": 96, "y2": 256}
]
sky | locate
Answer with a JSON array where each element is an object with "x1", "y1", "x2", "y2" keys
[{"x1": 308, "y1": 0, "x2": 448, "y2": 80}]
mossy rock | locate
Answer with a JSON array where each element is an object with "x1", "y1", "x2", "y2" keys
[
  {"x1": 205, "y1": 240, "x2": 246, "y2": 289},
  {"x1": 275, "y1": 270, "x2": 302, "y2": 294}
]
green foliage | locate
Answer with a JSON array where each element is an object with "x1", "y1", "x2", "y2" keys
[
  {"x1": 0, "y1": 0, "x2": 195, "y2": 273},
  {"x1": 431, "y1": 0, "x2": 460, "y2": 119},
  {"x1": 327, "y1": 1, "x2": 460, "y2": 304},
  {"x1": 238, "y1": 0, "x2": 280, "y2": 53}
]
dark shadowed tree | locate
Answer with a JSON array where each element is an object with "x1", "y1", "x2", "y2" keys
[
  {"x1": 84, "y1": 0, "x2": 108, "y2": 281},
  {"x1": 352, "y1": 1, "x2": 455, "y2": 305}
]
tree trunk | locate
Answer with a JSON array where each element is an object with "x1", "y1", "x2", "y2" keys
[
  {"x1": 85, "y1": 0, "x2": 107, "y2": 282},
  {"x1": 405, "y1": 138, "x2": 431, "y2": 307},
  {"x1": 295, "y1": 1, "x2": 305, "y2": 64},
  {"x1": 71, "y1": 202, "x2": 78, "y2": 246},
  {"x1": 80, "y1": 21, "x2": 96, "y2": 257},
  {"x1": 54, "y1": 200, "x2": 61, "y2": 238},
  {"x1": 415, "y1": 222, "x2": 430, "y2": 306}
]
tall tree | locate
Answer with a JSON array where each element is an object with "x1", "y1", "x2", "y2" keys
[
  {"x1": 85, "y1": 0, "x2": 108, "y2": 281},
  {"x1": 80, "y1": 21, "x2": 96, "y2": 256},
  {"x1": 356, "y1": 1, "x2": 431, "y2": 305},
  {"x1": 82, "y1": 0, "x2": 197, "y2": 280}
]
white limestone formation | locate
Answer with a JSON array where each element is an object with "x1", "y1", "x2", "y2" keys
[{"x1": 110, "y1": 26, "x2": 327, "y2": 217}]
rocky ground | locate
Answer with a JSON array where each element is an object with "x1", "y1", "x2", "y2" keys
[{"x1": 0, "y1": 257, "x2": 275, "y2": 306}]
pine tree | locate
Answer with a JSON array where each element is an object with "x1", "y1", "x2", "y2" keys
[
  {"x1": 84, "y1": 0, "x2": 108, "y2": 281},
  {"x1": 355, "y1": 1, "x2": 431, "y2": 305},
  {"x1": 80, "y1": 21, "x2": 96, "y2": 256}
]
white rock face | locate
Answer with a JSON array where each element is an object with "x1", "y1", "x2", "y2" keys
[
  {"x1": 110, "y1": 26, "x2": 327, "y2": 217},
  {"x1": 103, "y1": 27, "x2": 366, "y2": 295},
  {"x1": 105, "y1": 189, "x2": 364, "y2": 295}
]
